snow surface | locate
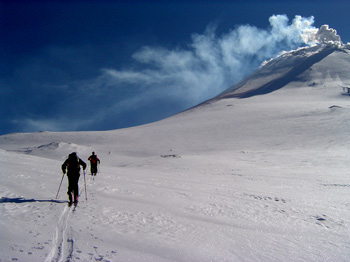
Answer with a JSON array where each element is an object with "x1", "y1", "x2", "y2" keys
[{"x1": 1, "y1": 44, "x2": 350, "y2": 261}]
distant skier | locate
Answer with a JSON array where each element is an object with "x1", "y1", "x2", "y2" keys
[
  {"x1": 61, "y1": 152, "x2": 86, "y2": 206},
  {"x1": 88, "y1": 152, "x2": 100, "y2": 176}
]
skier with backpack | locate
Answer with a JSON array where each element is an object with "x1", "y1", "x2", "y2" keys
[
  {"x1": 61, "y1": 152, "x2": 87, "y2": 206},
  {"x1": 88, "y1": 152, "x2": 100, "y2": 176}
]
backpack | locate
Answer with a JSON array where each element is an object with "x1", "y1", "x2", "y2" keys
[
  {"x1": 67, "y1": 153, "x2": 80, "y2": 172},
  {"x1": 90, "y1": 155, "x2": 97, "y2": 164}
]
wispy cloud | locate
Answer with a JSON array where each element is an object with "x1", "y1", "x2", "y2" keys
[
  {"x1": 9, "y1": 14, "x2": 342, "y2": 133},
  {"x1": 97, "y1": 15, "x2": 323, "y2": 106},
  {"x1": 11, "y1": 117, "x2": 95, "y2": 133}
]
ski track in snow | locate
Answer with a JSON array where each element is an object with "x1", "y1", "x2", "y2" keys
[
  {"x1": 45, "y1": 205, "x2": 73, "y2": 262},
  {"x1": 44, "y1": 185, "x2": 114, "y2": 262}
]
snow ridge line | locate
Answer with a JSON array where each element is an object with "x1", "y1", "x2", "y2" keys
[{"x1": 44, "y1": 205, "x2": 73, "y2": 262}]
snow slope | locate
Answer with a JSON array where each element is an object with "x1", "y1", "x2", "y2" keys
[{"x1": 1, "y1": 44, "x2": 350, "y2": 261}]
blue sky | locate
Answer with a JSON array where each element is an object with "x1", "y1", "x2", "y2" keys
[{"x1": 1, "y1": 0, "x2": 349, "y2": 135}]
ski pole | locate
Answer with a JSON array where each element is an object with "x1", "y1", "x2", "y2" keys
[
  {"x1": 83, "y1": 170, "x2": 87, "y2": 201},
  {"x1": 56, "y1": 172, "x2": 65, "y2": 199}
]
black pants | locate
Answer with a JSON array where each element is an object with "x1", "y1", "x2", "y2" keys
[
  {"x1": 67, "y1": 173, "x2": 80, "y2": 202},
  {"x1": 91, "y1": 164, "x2": 98, "y2": 175}
]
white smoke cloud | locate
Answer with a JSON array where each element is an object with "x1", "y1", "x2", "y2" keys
[
  {"x1": 62, "y1": 14, "x2": 343, "y2": 132},
  {"x1": 98, "y1": 14, "x2": 333, "y2": 108},
  {"x1": 314, "y1": 25, "x2": 342, "y2": 45},
  {"x1": 8, "y1": 14, "x2": 343, "y2": 134}
]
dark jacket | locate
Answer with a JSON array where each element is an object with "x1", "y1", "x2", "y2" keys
[
  {"x1": 88, "y1": 154, "x2": 100, "y2": 165},
  {"x1": 62, "y1": 153, "x2": 87, "y2": 176}
]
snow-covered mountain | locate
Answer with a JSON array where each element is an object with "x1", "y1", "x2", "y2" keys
[{"x1": 1, "y1": 42, "x2": 350, "y2": 261}]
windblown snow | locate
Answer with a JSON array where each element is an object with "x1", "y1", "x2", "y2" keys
[{"x1": 1, "y1": 42, "x2": 350, "y2": 261}]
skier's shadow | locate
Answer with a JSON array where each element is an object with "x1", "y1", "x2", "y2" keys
[{"x1": 0, "y1": 197, "x2": 66, "y2": 204}]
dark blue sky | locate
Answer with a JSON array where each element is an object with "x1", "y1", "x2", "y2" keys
[{"x1": 1, "y1": 0, "x2": 349, "y2": 135}]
